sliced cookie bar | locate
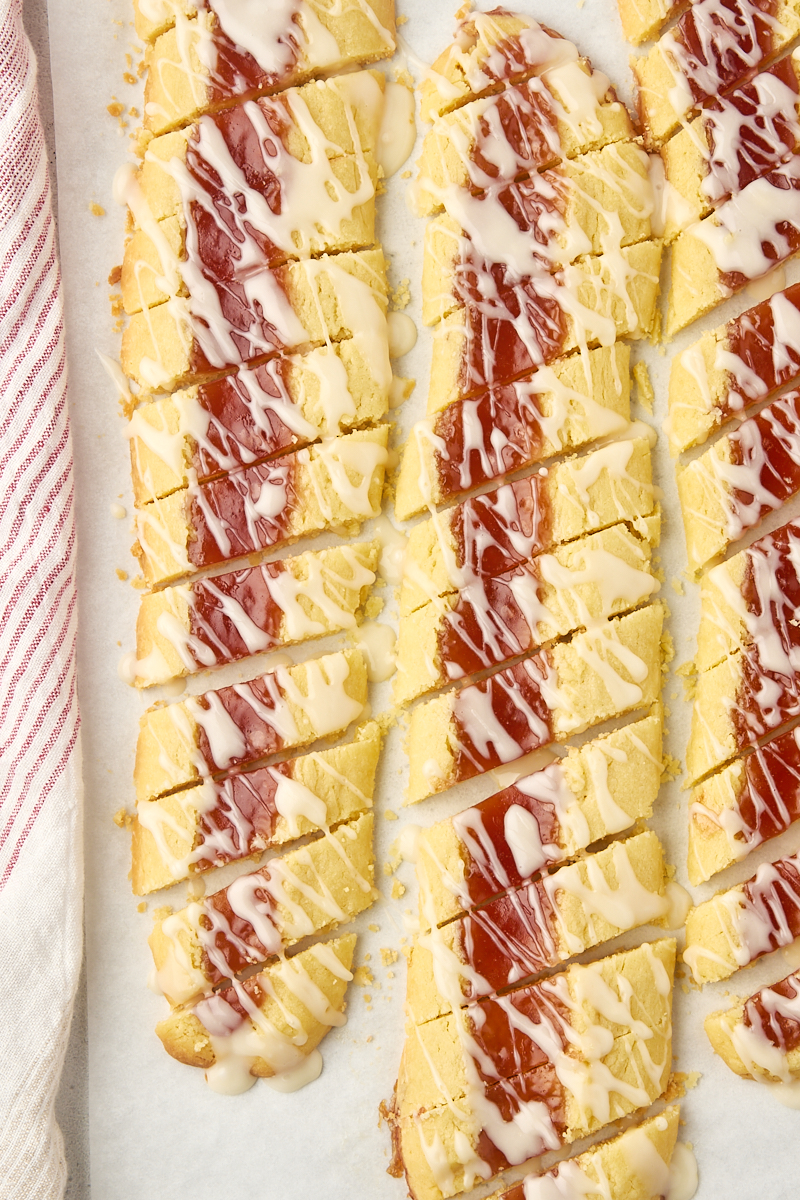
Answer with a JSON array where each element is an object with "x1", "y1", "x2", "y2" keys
[
  {"x1": 134, "y1": 425, "x2": 388, "y2": 588},
  {"x1": 685, "y1": 848, "x2": 800, "y2": 983},
  {"x1": 400, "y1": 437, "x2": 655, "y2": 617},
  {"x1": 134, "y1": 647, "x2": 367, "y2": 803},
  {"x1": 705, "y1": 969, "x2": 800, "y2": 1081},
  {"x1": 394, "y1": 522, "x2": 658, "y2": 706},
  {"x1": 128, "y1": 338, "x2": 390, "y2": 505},
  {"x1": 150, "y1": 811, "x2": 375, "y2": 1005},
  {"x1": 667, "y1": 281, "x2": 800, "y2": 454},
  {"x1": 406, "y1": 604, "x2": 663, "y2": 804},
  {"x1": 134, "y1": 541, "x2": 378, "y2": 686},
  {"x1": 416, "y1": 712, "x2": 662, "y2": 927},
  {"x1": 395, "y1": 345, "x2": 630, "y2": 520},
  {"x1": 132, "y1": 720, "x2": 381, "y2": 894}
]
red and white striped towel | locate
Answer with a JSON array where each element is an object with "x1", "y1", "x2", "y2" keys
[{"x1": 0, "y1": 1, "x2": 82, "y2": 1197}]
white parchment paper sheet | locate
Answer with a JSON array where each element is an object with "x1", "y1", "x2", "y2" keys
[{"x1": 46, "y1": 0, "x2": 800, "y2": 1195}]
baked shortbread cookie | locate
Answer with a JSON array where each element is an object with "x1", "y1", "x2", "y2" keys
[
  {"x1": 156, "y1": 933, "x2": 357, "y2": 1088},
  {"x1": 421, "y1": 144, "x2": 655, "y2": 325},
  {"x1": 684, "y1": 848, "x2": 800, "y2": 984},
  {"x1": 134, "y1": 425, "x2": 388, "y2": 588},
  {"x1": 705, "y1": 969, "x2": 800, "y2": 1082},
  {"x1": 131, "y1": 720, "x2": 381, "y2": 894},
  {"x1": 393, "y1": 939, "x2": 675, "y2": 1200},
  {"x1": 128, "y1": 339, "x2": 390, "y2": 506},
  {"x1": 134, "y1": 647, "x2": 367, "y2": 803},
  {"x1": 407, "y1": 832, "x2": 668, "y2": 1024},
  {"x1": 677, "y1": 390, "x2": 800, "y2": 574},
  {"x1": 150, "y1": 811, "x2": 375, "y2": 1006},
  {"x1": 416, "y1": 712, "x2": 662, "y2": 927},
  {"x1": 688, "y1": 726, "x2": 800, "y2": 885},
  {"x1": 395, "y1": 346, "x2": 630, "y2": 521},
  {"x1": 418, "y1": 8, "x2": 579, "y2": 124},
  {"x1": 121, "y1": 246, "x2": 388, "y2": 392},
  {"x1": 406, "y1": 604, "x2": 663, "y2": 804},
  {"x1": 695, "y1": 518, "x2": 800, "y2": 674},
  {"x1": 667, "y1": 156, "x2": 800, "y2": 336},
  {"x1": 415, "y1": 62, "x2": 633, "y2": 217},
  {"x1": 617, "y1": 0, "x2": 685, "y2": 43},
  {"x1": 662, "y1": 58, "x2": 800, "y2": 242},
  {"x1": 634, "y1": 0, "x2": 800, "y2": 146},
  {"x1": 667, "y1": 281, "x2": 800, "y2": 454},
  {"x1": 393, "y1": 522, "x2": 658, "y2": 706},
  {"x1": 429, "y1": 241, "x2": 662, "y2": 406},
  {"x1": 138, "y1": 1, "x2": 395, "y2": 136},
  {"x1": 123, "y1": 79, "x2": 385, "y2": 315},
  {"x1": 686, "y1": 644, "x2": 800, "y2": 785},
  {"x1": 484, "y1": 1108, "x2": 681, "y2": 1200},
  {"x1": 134, "y1": 541, "x2": 378, "y2": 687},
  {"x1": 400, "y1": 437, "x2": 656, "y2": 617}
]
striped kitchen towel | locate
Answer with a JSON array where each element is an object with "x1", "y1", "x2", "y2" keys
[{"x1": 0, "y1": 1, "x2": 82, "y2": 1197}]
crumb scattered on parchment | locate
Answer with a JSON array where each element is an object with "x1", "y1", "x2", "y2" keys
[
  {"x1": 131, "y1": 575, "x2": 147, "y2": 590},
  {"x1": 662, "y1": 754, "x2": 681, "y2": 782},
  {"x1": 654, "y1": 567, "x2": 666, "y2": 584},
  {"x1": 109, "y1": 293, "x2": 123, "y2": 317},
  {"x1": 390, "y1": 278, "x2": 411, "y2": 310},
  {"x1": 116, "y1": 568, "x2": 129, "y2": 581},
  {"x1": 381, "y1": 948, "x2": 399, "y2": 967},
  {"x1": 366, "y1": 1034, "x2": 373, "y2": 1043},
  {"x1": 401, "y1": 169, "x2": 412, "y2": 179},
  {"x1": 391, "y1": 880, "x2": 406, "y2": 900},
  {"x1": 364, "y1": 594, "x2": 384, "y2": 620},
  {"x1": 90, "y1": 203, "x2": 106, "y2": 217},
  {"x1": 123, "y1": 71, "x2": 137, "y2": 85},
  {"x1": 137, "y1": 901, "x2": 147, "y2": 913},
  {"x1": 368, "y1": 922, "x2": 380, "y2": 933},
  {"x1": 129, "y1": 106, "x2": 139, "y2": 118},
  {"x1": 632, "y1": 361, "x2": 654, "y2": 414},
  {"x1": 670, "y1": 577, "x2": 685, "y2": 595},
  {"x1": 152, "y1": 905, "x2": 173, "y2": 922},
  {"x1": 107, "y1": 100, "x2": 125, "y2": 118},
  {"x1": 396, "y1": 12, "x2": 408, "y2": 22},
  {"x1": 385, "y1": 809, "x2": 398, "y2": 821},
  {"x1": 354, "y1": 966, "x2": 374, "y2": 987},
  {"x1": 108, "y1": 265, "x2": 122, "y2": 286},
  {"x1": 113, "y1": 807, "x2": 134, "y2": 829}
]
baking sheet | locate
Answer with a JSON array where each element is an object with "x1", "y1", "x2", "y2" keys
[{"x1": 45, "y1": 0, "x2": 800, "y2": 1195}]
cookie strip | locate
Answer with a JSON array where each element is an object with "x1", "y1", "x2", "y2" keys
[
  {"x1": 132, "y1": 720, "x2": 381, "y2": 894},
  {"x1": 429, "y1": 241, "x2": 662, "y2": 407},
  {"x1": 394, "y1": 522, "x2": 658, "y2": 707},
  {"x1": 393, "y1": 940, "x2": 675, "y2": 1200},
  {"x1": 421, "y1": 143, "x2": 655, "y2": 326},
  {"x1": 695, "y1": 518, "x2": 800, "y2": 674},
  {"x1": 677, "y1": 390, "x2": 800, "y2": 574},
  {"x1": 416, "y1": 713, "x2": 662, "y2": 928},
  {"x1": 134, "y1": 541, "x2": 378, "y2": 687},
  {"x1": 156, "y1": 933, "x2": 356, "y2": 1091},
  {"x1": 485, "y1": 1108, "x2": 681, "y2": 1200},
  {"x1": 667, "y1": 281, "x2": 800, "y2": 454},
  {"x1": 667, "y1": 156, "x2": 800, "y2": 336},
  {"x1": 134, "y1": 646, "x2": 367, "y2": 803},
  {"x1": 705, "y1": 969, "x2": 800, "y2": 1082},
  {"x1": 689, "y1": 726, "x2": 800, "y2": 885},
  {"x1": 684, "y1": 848, "x2": 800, "y2": 984},
  {"x1": 395, "y1": 346, "x2": 630, "y2": 521},
  {"x1": 121, "y1": 246, "x2": 389, "y2": 392},
  {"x1": 134, "y1": 424, "x2": 388, "y2": 588},
  {"x1": 406, "y1": 604, "x2": 663, "y2": 805},
  {"x1": 128, "y1": 339, "x2": 390, "y2": 505},
  {"x1": 415, "y1": 62, "x2": 633, "y2": 218},
  {"x1": 123, "y1": 81, "x2": 384, "y2": 315},
  {"x1": 408, "y1": 832, "x2": 668, "y2": 1024},
  {"x1": 149, "y1": 811, "x2": 375, "y2": 1006},
  {"x1": 662, "y1": 57, "x2": 800, "y2": 242},
  {"x1": 634, "y1": 0, "x2": 800, "y2": 147},
  {"x1": 139, "y1": 1, "x2": 395, "y2": 136},
  {"x1": 418, "y1": 8, "x2": 580, "y2": 124},
  {"x1": 400, "y1": 437, "x2": 655, "y2": 618}
]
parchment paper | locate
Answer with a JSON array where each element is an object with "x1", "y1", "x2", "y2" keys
[{"x1": 45, "y1": 0, "x2": 800, "y2": 1194}]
